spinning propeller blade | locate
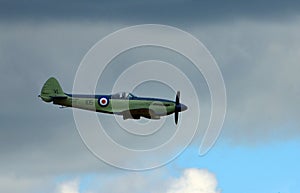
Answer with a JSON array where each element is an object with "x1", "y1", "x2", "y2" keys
[{"x1": 175, "y1": 91, "x2": 180, "y2": 125}]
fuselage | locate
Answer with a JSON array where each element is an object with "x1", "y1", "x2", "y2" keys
[
  {"x1": 39, "y1": 77, "x2": 187, "y2": 123},
  {"x1": 52, "y1": 92, "x2": 187, "y2": 120}
]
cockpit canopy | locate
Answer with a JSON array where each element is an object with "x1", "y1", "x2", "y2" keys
[{"x1": 111, "y1": 92, "x2": 136, "y2": 99}]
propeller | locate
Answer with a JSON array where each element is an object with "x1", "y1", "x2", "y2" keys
[{"x1": 175, "y1": 91, "x2": 180, "y2": 125}]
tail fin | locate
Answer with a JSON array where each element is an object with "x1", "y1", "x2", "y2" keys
[{"x1": 39, "y1": 77, "x2": 67, "y2": 102}]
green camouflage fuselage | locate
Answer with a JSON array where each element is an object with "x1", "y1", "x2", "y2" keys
[
  {"x1": 53, "y1": 94, "x2": 176, "y2": 119},
  {"x1": 39, "y1": 77, "x2": 187, "y2": 121}
]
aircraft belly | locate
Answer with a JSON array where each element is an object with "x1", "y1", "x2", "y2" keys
[{"x1": 122, "y1": 100, "x2": 174, "y2": 119}]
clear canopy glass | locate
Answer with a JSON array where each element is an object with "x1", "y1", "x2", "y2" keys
[{"x1": 111, "y1": 92, "x2": 135, "y2": 99}]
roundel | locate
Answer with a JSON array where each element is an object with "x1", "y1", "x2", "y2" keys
[{"x1": 98, "y1": 97, "x2": 109, "y2": 107}]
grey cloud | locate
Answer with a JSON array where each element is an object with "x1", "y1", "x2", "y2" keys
[
  {"x1": 1, "y1": 9, "x2": 300, "y2": 191},
  {"x1": 0, "y1": 175, "x2": 54, "y2": 193},
  {"x1": 0, "y1": 22, "x2": 211, "y2": 188},
  {"x1": 0, "y1": 23, "x2": 118, "y2": 186},
  {"x1": 1, "y1": 19, "x2": 300, "y2": 176},
  {"x1": 1, "y1": 0, "x2": 300, "y2": 23},
  {"x1": 189, "y1": 20, "x2": 300, "y2": 144}
]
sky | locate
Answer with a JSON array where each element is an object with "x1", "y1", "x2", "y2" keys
[{"x1": 1, "y1": 0, "x2": 300, "y2": 193}]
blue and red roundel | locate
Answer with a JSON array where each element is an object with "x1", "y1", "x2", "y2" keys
[{"x1": 98, "y1": 97, "x2": 109, "y2": 107}]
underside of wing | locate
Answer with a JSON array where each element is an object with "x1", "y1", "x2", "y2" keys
[{"x1": 121, "y1": 109, "x2": 160, "y2": 120}]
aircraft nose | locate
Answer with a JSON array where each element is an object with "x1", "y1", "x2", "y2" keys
[{"x1": 179, "y1": 103, "x2": 188, "y2": 111}]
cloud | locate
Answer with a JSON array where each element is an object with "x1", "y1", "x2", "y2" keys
[
  {"x1": 0, "y1": 174, "x2": 53, "y2": 193},
  {"x1": 84, "y1": 169, "x2": 168, "y2": 193},
  {"x1": 56, "y1": 168, "x2": 219, "y2": 193},
  {"x1": 1, "y1": 17, "x2": 300, "y2": 179},
  {"x1": 1, "y1": 0, "x2": 300, "y2": 23},
  {"x1": 56, "y1": 179, "x2": 79, "y2": 193},
  {"x1": 189, "y1": 19, "x2": 300, "y2": 145},
  {"x1": 1, "y1": 5, "x2": 300, "y2": 191},
  {"x1": 166, "y1": 169, "x2": 220, "y2": 193}
]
